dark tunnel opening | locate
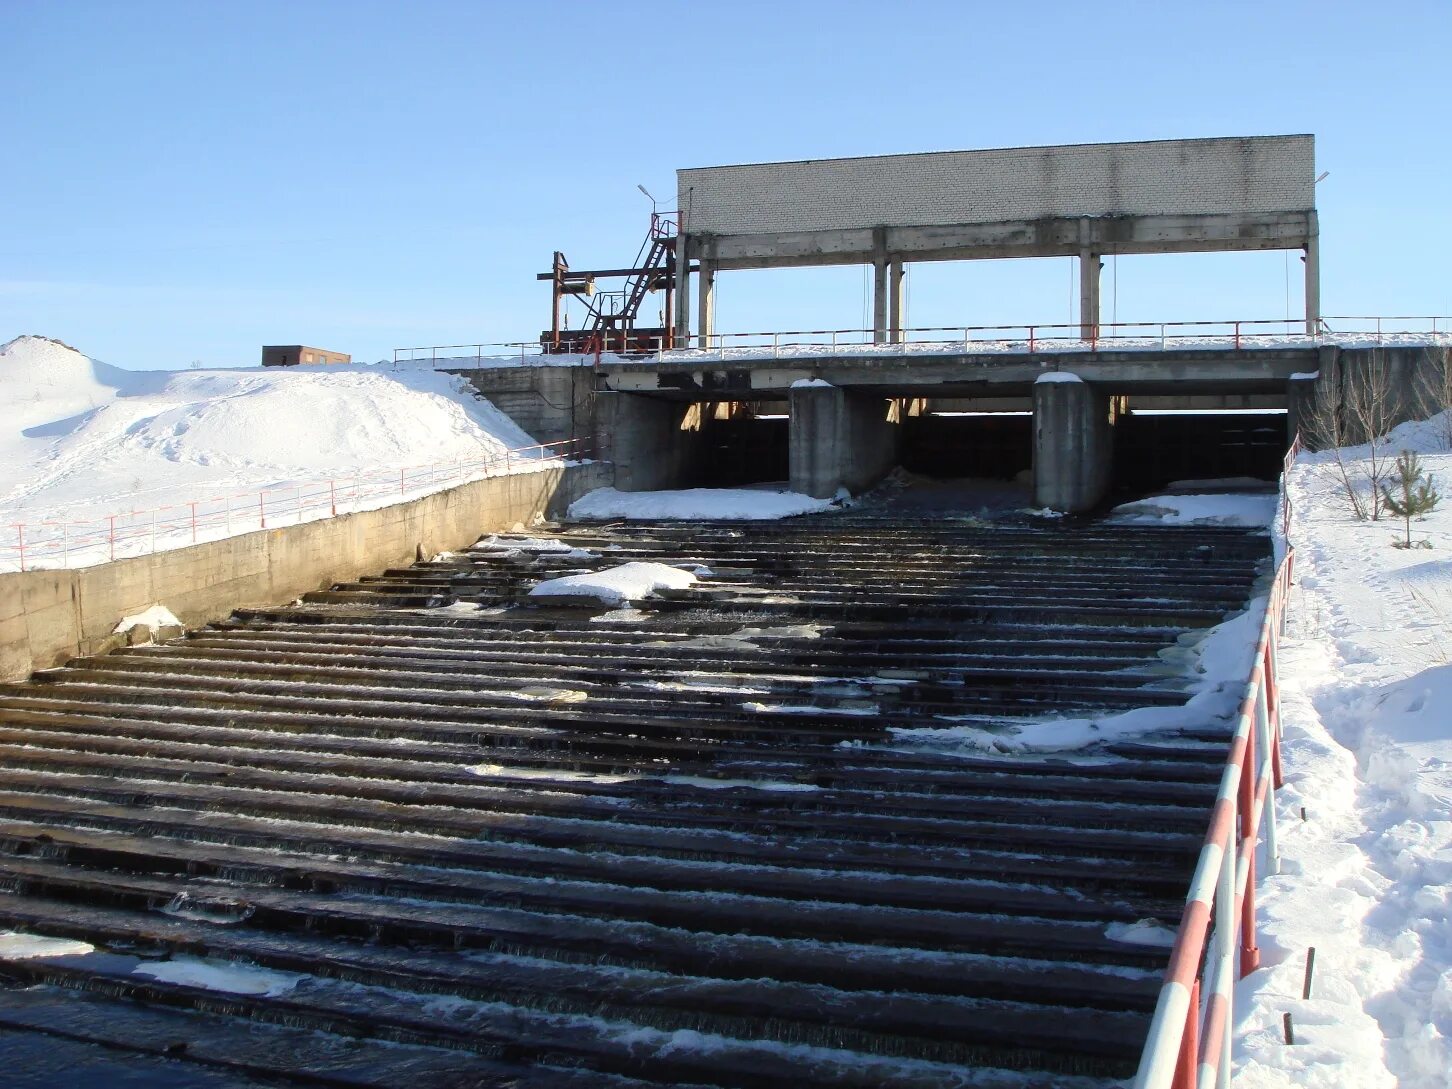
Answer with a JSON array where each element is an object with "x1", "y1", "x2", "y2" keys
[
  {"x1": 695, "y1": 401, "x2": 791, "y2": 487},
  {"x1": 899, "y1": 412, "x2": 1034, "y2": 480},
  {"x1": 1112, "y1": 411, "x2": 1289, "y2": 496}
]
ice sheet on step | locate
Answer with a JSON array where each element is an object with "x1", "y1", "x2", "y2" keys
[{"x1": 528, "y1": 561, "x2": 699, "y2": 606}]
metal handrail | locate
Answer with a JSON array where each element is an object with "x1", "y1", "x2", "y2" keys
[
  {"x1": 2, "y1": 438, "x2": 586, "y2": 574},
  {"x1": 1133, "y1": 435, "x2": 1301, "y2": 1089},
  {"x1": 394, "y1": 315, "x2": 1450, "y2": 367}
]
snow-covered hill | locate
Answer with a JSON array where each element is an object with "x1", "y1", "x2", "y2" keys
[
  {"x1": 1237, "y1": 412, "x2": 1452, "y2": 1088},
  {"x1": 0, "y1": 336, "x2": 547, "y2": 569}
]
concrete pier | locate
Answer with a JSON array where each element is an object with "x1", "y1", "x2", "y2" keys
[
  {"x1": 1033, "y1": 374, "x2": 1116, "y2": 513},
  {"x1": 789, "y1": 384, "x2": 899, "y2": 499},
  {"x1": 595, "y1": 392, "x2": 706, "y2": 491}
]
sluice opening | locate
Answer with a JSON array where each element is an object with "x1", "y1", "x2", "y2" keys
[
  {"x1": 694, "y1": 400, "x2": 790, "y2": 487},
  {"x1": 900, "y1": 403, "x2": 1033, "y2": 481},
  {"x1": 1113, "y1": 409, "x2": 1289, "y2": 495}
]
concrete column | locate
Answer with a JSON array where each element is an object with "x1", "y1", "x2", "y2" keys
[
  {"x1": 673, "y1": 229, "x2": 691, "y2": 347},
  {"x1": 1033, "y1": 375, "x2": 1115, "y2": 513},
  {"x1": 1303, "y1": 212, "x2": 1321, "y2": 335},
  {"x1": 595, "y1": 392, "x2": 705, "y2": 492},
  {"x1": 789, "y1": 384, "x2": 899, "y2": 499},
  {"x1": 1078, "y1": 251, "x2": 1101, "y2": 340},
  {"x1": 697, "y1": 260, "x2": 716, "y2": 349},
  {"x1": 888, "y1": 258, "x2": 906, "y2": 343},
  {"x1": 1285, "y1": 372, "x2": 1321, "y2": 451},
  {"x1": 872, "y1": 259, "x2": 889, "y2": 344}
]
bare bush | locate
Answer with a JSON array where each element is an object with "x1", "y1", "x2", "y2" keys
[{"x1": 1303, "y1": 352, "x2": 1399, "y2": 520}]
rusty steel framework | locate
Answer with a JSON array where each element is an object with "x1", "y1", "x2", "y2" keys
[{"x1": 539, "y1": 212, "x2": 692, "y2": 355}]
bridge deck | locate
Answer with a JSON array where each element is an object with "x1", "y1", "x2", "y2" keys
[{"x1": 0, "y1": 509, "x2": 1269, "y2": 1087}]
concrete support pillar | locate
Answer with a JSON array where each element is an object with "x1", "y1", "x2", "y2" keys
[
  {"x1": 697, "y1": 260, "x2": 716, "y2": 349},
  {"x1": 888, "y1": 258, "x2": 906, "y2": 343},
  {"x1": 595, "y1": 392, "x2": 705, "y2": 492},
  {"x1": 789, "y1": 384, "x2": 899, "y2": 499},
  {"x1": 1303, "y1": 211, "x2": 1321, "y2": 335},
  {"x1": 1078, "y1": 251, "x2": 1101, "y2": 341},
  {"x1": 872, "y1": 259, "x2": 889, "y2": 344},
  {"x1": 1033, "y1": 375, "x2": 1115, "y2": 513},
  {"x1": 673, "y1": 230, "x2": 691, "y2": 347}
]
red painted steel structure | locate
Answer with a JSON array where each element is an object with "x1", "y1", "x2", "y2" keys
[{"x1": 1134, "y1": 436, "x2": 1301, "y2": 1089}]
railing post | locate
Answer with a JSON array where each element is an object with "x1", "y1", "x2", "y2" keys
[
  {"x1": 1216, "y1": 813, "x2": 1237, "y2": 1089},
  {"x1": 14, "y1": 524, "x2": 24, "y2": 573},
  {"x1": 330, "y1": 480, "x2": 337, "y2": 517},
  {"x1": 62, "y1": 524, "x2": 69, "y2": 569},
  {"x1": 260, "y1": 493, "x2": 266, "y2": 529},
  {"x1": 190, "y1": 502, "x2": 198, "y2": 544},
  {"x1": 108, "y1": 515, "x2": 116, "y2": 561},
  {"x1": 1173, "y1": 978, "x2": 1199, "y2": 1089},
  {"x1": 1026, "y1": 327, "x2": 1034, "y2": 353}
]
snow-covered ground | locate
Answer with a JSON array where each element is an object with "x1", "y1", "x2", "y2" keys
[
  {"x1": 1235, "y1": 412, "x2": 1452, "y2": 1088},
  {"x1": 0, "y1": 336, "x2": 555, "y2": 571}
]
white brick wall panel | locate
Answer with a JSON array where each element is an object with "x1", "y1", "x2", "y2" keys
[{"x1": 677, "y1": 136, "x2": 1314, "y2": 236}]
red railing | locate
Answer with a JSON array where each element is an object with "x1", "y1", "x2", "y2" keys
[
  {"x1": 2, "y1": 439, "x2": 584, "y2": 574},
  {"x1": 1133, "y1": 435, "x2": 1302, "y2": 1089},
  {"x1": 394, "y1": 315, "x2": 1449, "y2": 368}
]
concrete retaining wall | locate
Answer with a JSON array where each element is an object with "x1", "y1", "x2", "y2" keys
[
  {"x1": 449, "y1": 366, "x2": 596, "y2": 448},
  {"x1": 0, "y1": 462, "x2": 611, "y2": 682}
]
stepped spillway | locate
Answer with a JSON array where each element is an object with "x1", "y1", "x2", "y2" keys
[{"x1": 0, "y1": 508, "x2": 1269, "y2": 1088}]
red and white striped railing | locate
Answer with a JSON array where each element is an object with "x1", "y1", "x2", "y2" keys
[
  {"x1": 1134, "y1": 437, "x2": 1302, "y2": 1089},
  {"x1": 2, "y1": 438, "x2": 586, "y2": 574}
]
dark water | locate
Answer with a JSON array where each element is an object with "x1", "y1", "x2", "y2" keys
[{"x1": 0, "y1": 1027, "x2": 275, "y2": 1088}]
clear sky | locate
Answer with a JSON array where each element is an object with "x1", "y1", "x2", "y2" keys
[{"x1": 4, "y1": 0, "x2": 1449, "y2": 369}]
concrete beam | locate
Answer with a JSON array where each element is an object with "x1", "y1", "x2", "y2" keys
[
  {"x1": 789, "y1": 385, "x2": 899, "y2": 499},
  {"x1": 1033, "y1": 376, "x2": 1116, "y2": 513},
  {"x1": 690, "y1": 211, "x2": 1315, "y2": 271}
]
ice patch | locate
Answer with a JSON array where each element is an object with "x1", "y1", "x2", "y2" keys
[
  {"x1": 0, "y1": 931, "x2": 95, "y2": 959},
  {"x1": 131, "y1": 956, "x2": 301, "y2": 996}
]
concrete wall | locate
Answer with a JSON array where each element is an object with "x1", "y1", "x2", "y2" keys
[
  {"x1": 594, "y1": 392, "x2": 706, "y2": 492},
  {"x1": 789, "y1": 385, "x2": 899, "y2": 499},
  {"x1": 1298, "y1": 345, "x2": 1451, "y2": 450},
  {"x1": 0, "y1": 463, "x2": 610, "y2": 683},
  {"x1": 1033, "y1": 378, "x2": 1116, "y2": 513},
  {"x1": 451, "y1": 366, "x2": 595, "y2": 448},
  {"x1": 679, "y1": 136, "x2": 1314, "y2": 235}
]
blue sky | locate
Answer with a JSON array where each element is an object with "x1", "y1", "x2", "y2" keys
[{"x1": 4, "y1": 0, "x2": 1449, "y2": 369}]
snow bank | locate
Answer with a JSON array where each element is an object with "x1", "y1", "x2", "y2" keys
[
  {"x1": 528, "y1": 561, "x2": 698, "y2": 606},
  {"x1": 568, "y1": 486, "x2": 835, "y2": 521},
  {"x1": 1109, "y1": 492, "x2": 1278, "y2": 528},
  {"x1": 1035, "y1": 371, "x2": 1084, "y2": 384},
  {"x1": 0, "y1": 335, "x2": 547, "y2": 570},
  {"x1": 1235, "y1": 416, "x2": 1452, "y2": 1087}
]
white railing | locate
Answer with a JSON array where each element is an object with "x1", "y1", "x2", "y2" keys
[{"x1": 2, "y1": 439, "x2": 585, "y2": 574}]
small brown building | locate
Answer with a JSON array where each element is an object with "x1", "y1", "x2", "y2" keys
[{"x1": 261, "y1": 345, "x2": 352, "y2": 367}]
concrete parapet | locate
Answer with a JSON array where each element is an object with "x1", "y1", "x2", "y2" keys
[
  {"x1": 789, "y1": 385, "x2": 899, "y2": 499},
  {"x1": 451, "y1": 366, "x2": 595, "y2": 448},
  {"x1": 0, "y1": 463, "x2": 611, "y2": 683},
  {"x1": 1033, "y1": 376, "x2": 1116, "y2": 513}
]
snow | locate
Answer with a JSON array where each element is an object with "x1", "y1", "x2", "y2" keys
[
  {"x1": 0, "y1": 335, "x2": 552, "y2": 572},
  {"x1": 1235, "y1": 410, "x2": 1452, "y2": 1088},
  {"x1": 789, "y1": 377, "x2": 834, "y2": 388},
  {"x1": 527, "y1": 561, "x2": 698, "y2": 606},
  {"x1": 1110, "y1": 492, "x2": 1278, "y2": 527},
  {"x1": 0, "y1": 931, "x2": 94, "y2": 959},
  {"x1": 1105, "y1": 919, "x2": 1179, "y2": 948},
  {"x1": 890, "y1": 598, "x2": 1265, "y2": 755},
  {"x1": 113, "y1": 604, "x2": 182, "y2": 634},
  {"x1": 132, "y1": 955, "x2": 302, "y2": 997},
  {"x1": 568, "y1": 486, "x2": 836, "y2": 521},
  {"x1": 1035, "y1": 371, "x2": 1084, "y2": 384}
]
